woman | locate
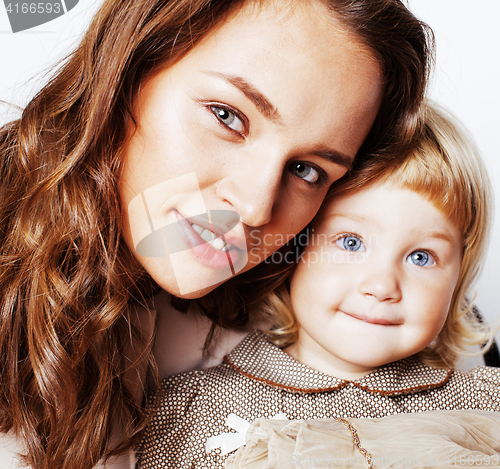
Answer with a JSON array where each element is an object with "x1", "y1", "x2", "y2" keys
[{"x1": 0, "y1": 0, "x2": 432, "y2": 468}]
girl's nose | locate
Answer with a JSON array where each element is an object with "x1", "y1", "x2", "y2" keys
[
  {"x1": 358, "y1": 263, "x2": 402, "y2": 302},
  {"x1": 215, "y1": 151, "x2": 283, "y2": 228}
]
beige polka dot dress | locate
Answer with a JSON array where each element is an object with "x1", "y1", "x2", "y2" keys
[{"x1": 136, "y1": 330, "x2": 500, "y2": 468}]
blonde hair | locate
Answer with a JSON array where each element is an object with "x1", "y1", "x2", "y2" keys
[{"x1": 264, "y1": 103, "x2": 495, "y2": 368}]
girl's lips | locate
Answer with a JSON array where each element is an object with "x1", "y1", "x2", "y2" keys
[
  {"x1": 341, "y1": 310, "x2": 401, "y2": 326},
  {"x1": 174, "y1": 210, "x2": 244, "y2": 271}
]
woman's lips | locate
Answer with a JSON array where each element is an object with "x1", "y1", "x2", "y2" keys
[
  {"x1": 187, "y1": 211, "x2": 247, "y2": 252},
  {"x1": 341, "y1": 310, "x2": 401, "y2": 326},
  {"x1": 174, "y1": 210, "x2": 244, "y2": 271}
]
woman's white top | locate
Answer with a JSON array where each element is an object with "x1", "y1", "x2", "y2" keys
[{"x1": 0, "y1": 289, "x2": 257, "y2": 468}]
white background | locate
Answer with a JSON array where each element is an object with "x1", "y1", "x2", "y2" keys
[{"x1": 1, "y1": 1, "x2": 499, "y2": 358}]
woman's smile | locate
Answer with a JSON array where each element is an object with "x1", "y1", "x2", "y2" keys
[
  {"x1": 119, "y1": 1, "x2": 382, "y2": 298},
  {"x1": 174, "y1": 209, "x2": 246, "y2": 271}
]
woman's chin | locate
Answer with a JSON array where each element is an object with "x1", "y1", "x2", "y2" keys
[
  {"x1": 144, "y1": 260, "x2": 227, "y2": 300},
  {"x1": 138, "y1": 244, "x2": 251, "y2": 299},
  {"x1": 166, "y1": 281, "x2": 222, "y2": 300}
]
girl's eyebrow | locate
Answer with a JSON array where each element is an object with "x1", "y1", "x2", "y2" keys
[
  {"x1": 325, "y1": 213, "x2": 458, "y2": 246},
  {"x1": 202, "y1": 70, "x2": 282, "y2": 123},
  {"x1": 412, "y1": 228, "x2": 458, "y2": 246},
  {"x1": 324, "y1": 212, "x2": 371, "y2": 225}
]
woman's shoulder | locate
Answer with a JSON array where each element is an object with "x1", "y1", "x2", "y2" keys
[{"x1": 139, "y1": 289, "x2": 268, "y2": 377}]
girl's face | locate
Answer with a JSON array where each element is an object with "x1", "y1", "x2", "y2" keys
[
  {"x1": 119, "y1": 1, "x2": 382, "y2": 298},
  {"x1": 287, "y1": 183, "x2": 463, "y2": 380}
]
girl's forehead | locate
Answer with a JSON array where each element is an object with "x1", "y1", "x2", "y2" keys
[{"x1": 317, "y1": 183, "x2": 461, "y2": 236}]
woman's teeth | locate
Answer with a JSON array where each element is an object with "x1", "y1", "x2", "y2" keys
[{"x1": 190, "y1": 223, "x2": 231, "y2": 252}]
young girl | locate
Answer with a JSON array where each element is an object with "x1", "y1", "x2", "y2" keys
[
  {"x1": 0, "y1": 1, "x2": 434, "y2": 468},
  {"x1": 136, "y1": 104, "x2": 499, "y2": 468}
]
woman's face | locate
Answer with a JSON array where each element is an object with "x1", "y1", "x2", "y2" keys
[{"x1": 119, "y1": 1, "x2": 382, "y2": 298}]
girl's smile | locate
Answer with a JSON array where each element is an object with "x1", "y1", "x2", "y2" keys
[
  {"x1": 340, "y1": 310, "x2": 403, "y2": 326},
  {"x1": 286, "y1": 183, "x2": 463, "y2": 380}
]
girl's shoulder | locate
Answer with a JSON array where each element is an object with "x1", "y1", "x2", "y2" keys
[
  {"x1": 467, "y1": 365, "x2": 500, "y2": 384},
  {"x1": 450, "y1": 365, "x2": 500, "y2": 409},
  {"x1": 153, "y1": 362, "x2": 241, "y2": 412},
  {"x1": 138, "y1": 371, "x2": 208, "y2": 459},
  {"x1": 161, "y1": 369, "x2": 206, "y2": 393},
  {"x1": 152, "y1": 369, "x2": 207, "y2": 409},
  {"x1": 455, "y1": 365, "x2": 500, "y2": 384}
]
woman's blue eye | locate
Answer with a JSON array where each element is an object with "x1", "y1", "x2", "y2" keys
[
  {"x1": 290, "y1": 163, "x2": 320, "y2": 183},
  {"x1": 336, "y1": 235, "x2": 365, "y2": 252},
  {"x1": 210, "y1": 106, "x2": 244, "y2": 133},
  {"x1": 406, "y1": 251, "x2": 435, "y2": 267}
]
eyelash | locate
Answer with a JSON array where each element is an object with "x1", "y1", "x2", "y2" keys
[
  {"x1": 333, "y1": 233, "x2": 364, "y2": 249},
  {"x1": 333, "y1": 234, "x2": 440, "y2": 267},
  {"x1": 204, "y1": 101, "x2": 329, "y2": 188},
  {"x1": 206, "y1": 102, "x2": 247, "y2": 136},
  {"x1": 289, "y1": 162, "x2": 329, "y2": 187},
  {"x1": 407, "y1": 249, "x2": 438, "y2": 267}
]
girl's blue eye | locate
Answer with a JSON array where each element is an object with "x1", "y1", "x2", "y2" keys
[
  {"x1": 289, "y1": 163, "x2": 320, "y2": 183},
  {"x1": 406, "y1": 250, "x2": 435, "y2": 267},
  {"x1": 210, "y1": 106, "x2": 244, "y2": 133},
  {"x1": 336, "y1": 235, "x2": 365, "y2": 252}
]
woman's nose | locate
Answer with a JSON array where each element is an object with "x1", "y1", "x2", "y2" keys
[
  {"x1": 215, "y1": 152, "x2": 283, "y2": 227},
  {"x1": 358, "y1": 262, "x2": 402, "y2": 302}
]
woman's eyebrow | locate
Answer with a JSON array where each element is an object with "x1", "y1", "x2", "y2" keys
[
  {"x1": 202, "y1": 71, "x2": 282, "y2": 123},
  {"x1": 311, "y1": 148, "x2": 354, "y2": 170},
  {"x1": 202, "y1": 71, "x2": 354, "y2": 169}
]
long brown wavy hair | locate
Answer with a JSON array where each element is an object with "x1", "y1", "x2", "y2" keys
[{"x1": 0, "y1": 0, "x2": 433, "y2": 468}]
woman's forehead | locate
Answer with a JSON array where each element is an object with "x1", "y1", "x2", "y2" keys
[{"x1": 137, "y1": 0, "x2": 382, "y2": 161}]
